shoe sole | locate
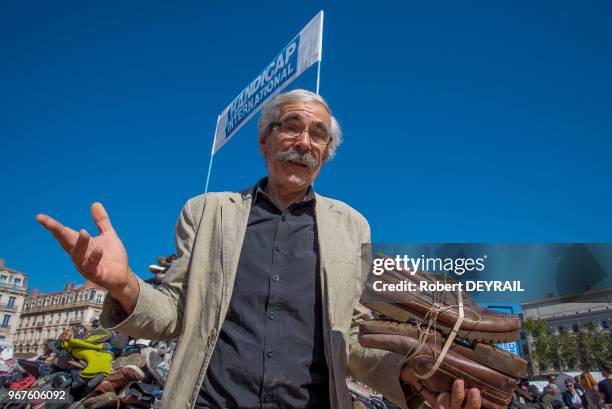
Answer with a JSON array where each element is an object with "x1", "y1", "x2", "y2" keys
[{"x1": 362, "y1": 288, "x2": 520, "y2": 344}]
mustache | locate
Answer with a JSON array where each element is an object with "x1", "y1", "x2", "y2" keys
[{"x1": 276, "y1": 148, "x2": 318, "y2": 170}]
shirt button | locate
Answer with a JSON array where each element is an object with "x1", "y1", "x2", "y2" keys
[
  {"x1": 264, "y1": 394, "x2": 272, "y2": 402},
  {"x1": 266, "y1": 350, "x2": 273, "y2": 358},
  {"x1": 268, "y1": 311, "x2": 275, "y2": 320},
  {"x1": 281, "y1": 215, "x2": 287, "y2": 222},
  {"x1": 274, "y1": 245, "x2": 280, "y2": 252},
  {"x1": 272, "y1": 274, "x2": 279, "y2": 282}
]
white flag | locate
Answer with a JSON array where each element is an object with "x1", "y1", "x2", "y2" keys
[{"x1": 212, "y1": 11, "x2": 324, "y2": 154}]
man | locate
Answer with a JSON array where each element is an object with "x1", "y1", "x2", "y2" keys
[
  {"x1": 548, "y1": 375, "x2": 558, "y2": 387},
  {"x1": 562, "y1": 380, "x2": 584, "y2": 409},
  {"x1": 599, "y1": 362, "x2": 612, "y2": 408},
  {"x1": 36, "y1": 90, "x2": 481, "y2": 409},
  {"x1": 541, "y1": 384, "x2": 563, "y2": 409},
  {"x1": 547, "y1": 375, "x2": 563, "y2": 402}
]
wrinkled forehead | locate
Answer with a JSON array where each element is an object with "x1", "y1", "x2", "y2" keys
[{"x1": 277, "y1": 100, "x2": 331, "y2": 127}]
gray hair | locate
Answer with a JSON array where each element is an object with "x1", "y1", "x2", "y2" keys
[
  {"x1": 544, "y1": 384, "x2": 558, "y2": 394},
  {"x1": 258, "y1": 89, "x2": 342, "y2": 161}
]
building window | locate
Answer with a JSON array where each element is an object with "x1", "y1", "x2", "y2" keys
[
  {"x1": 96, "y1": 295, "x2": 102, "y2": 304},
  {"x1": 7, "y1": 296, "x2": 16, "y2": 308},
  {"x1": 0, "y1": 275, "x2": 7, "y2": 283},
  {"x1": 14, "y1": 278, "x2": 21, "y2": 287},
  {"x1": 572, "y1": 324, "x2": 580, "y2": 332},
  {"x1": 1, "y1": 315, "x2": 11, "y2": 328},
  {"x1": 603, "y1": 320, "x2": 609, "y2": 330}
]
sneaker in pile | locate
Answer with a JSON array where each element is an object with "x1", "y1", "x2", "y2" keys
[{"x1": 0, "y1": 323, "x2": 178, "y2": 409}]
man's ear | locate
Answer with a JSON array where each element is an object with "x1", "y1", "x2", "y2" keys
[{"x1": 258, "y1": 129, "x2": 268, "y2": 157}]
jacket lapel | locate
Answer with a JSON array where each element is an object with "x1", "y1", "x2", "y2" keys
[
  {"x1": 219, "y1": 189, "x2": 252, "y2": 316},
  {"x1": 315, "y1": 195, "x2": 339, "y2": 325}
]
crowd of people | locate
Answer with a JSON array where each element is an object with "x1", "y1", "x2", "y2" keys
[{"x1": 510, "y1": 364, "x2": 612, "y2": 409}]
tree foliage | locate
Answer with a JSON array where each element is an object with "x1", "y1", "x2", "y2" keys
[{"x1": 523, "y1": 318, "x2": 612, "y2": 374}]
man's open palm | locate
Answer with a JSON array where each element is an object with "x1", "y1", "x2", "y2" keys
[{"x1": 36, "y1": 202, "x2": 129, "y2": 295}]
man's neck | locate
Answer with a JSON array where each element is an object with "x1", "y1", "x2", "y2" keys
[{"x1": 265, "y1": 181, "x2": 309, "y2": 210}]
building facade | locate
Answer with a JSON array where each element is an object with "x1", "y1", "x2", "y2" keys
[
  {"x1": 521, "y1": 286, "x2": 612, "y2": 375},
  {"x1": 0, "y1": 258, "x2": 29, "y2": 345},
  {"x1": 14, "y1": 281, "x2": 107, "y2": 356}
]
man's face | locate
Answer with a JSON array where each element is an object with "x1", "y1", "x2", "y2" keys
[{"x1": 259, "y1": 100, "x2": 331, "y2": 193}]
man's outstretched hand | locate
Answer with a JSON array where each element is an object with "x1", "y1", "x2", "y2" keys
[
  {"x1": 36, "y1": 202, "x2": 139, "y2": 315},
  {"x1": 401, "y1": 366, "x2": 481, "y2": 409}
]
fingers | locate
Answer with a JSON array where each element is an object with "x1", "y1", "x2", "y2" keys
[
  {"x1": 90, "y1": 202, "x2": 114, "y2": 234},
  {"x1": 82, "y1": 247, "x2": 104, "y2": 276},
  {"x1": 464, "y1": 388, "x2": 481, "y2": 409},
  {"x1": 70, "y1": 230, "x2": 104, "y2": 280},
  {"x1": 70, "y1": 229, "x2": 91, "y2": 268},
  {"x1": 449, "y1": 380, "x2": 466, "y2": 409},
  {"x1": 401, "y1": 366, "x2": 445, "y2": 408},
  {"x1": 401, "y1": 368, "x2": 481, "y2": 409},
  {"x1": 35, "y1": 213, "x2": 79, "y2": 252},
  {"x1": 436, "y1": 392, "x2": 451, "y2": 409},
  {"x1": 420, "y1": 388, "x2": 442, "y2": 408}
]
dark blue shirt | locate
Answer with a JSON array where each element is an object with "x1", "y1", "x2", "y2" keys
[{"x1": 196, "y1": 179, "x2": 329, "y2": 409}]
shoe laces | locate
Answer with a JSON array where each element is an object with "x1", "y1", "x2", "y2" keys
[
  {"x1": 157, "y1": 358, "x2": 170, "y2": 369},
  {"x1": 107, "y1": 368, "x2": 136, "y2": 388}
]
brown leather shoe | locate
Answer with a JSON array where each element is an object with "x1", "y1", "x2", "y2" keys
[
  {"x1": 83, "y1": 391, "x2": 118, "y2": 409},
  {"x1": 359, "y1": 320, "x2": 528, "y2": 409},
  {"x1": 360, "y1": 253, "x2": 521, "y2": 343},
  {"x1": 95, "y1": 365, "x2": 145, "y2": 393}
]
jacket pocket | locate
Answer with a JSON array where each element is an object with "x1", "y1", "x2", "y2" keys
[{"x1": 329, "y1": 255, "x2": 362, "y2": 331}]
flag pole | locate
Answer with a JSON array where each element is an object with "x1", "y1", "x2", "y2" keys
[
  {"x1": 316, "y1": 11, "x2": 324, "y2": 95},
  {"x1": 204, "y1": 115, "x2": 220, "y2": 194},
  {"x1": 316, "y1": 61, "x2": 321, "y2": 95}
]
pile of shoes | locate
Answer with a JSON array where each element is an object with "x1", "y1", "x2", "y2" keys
[
  {"x1": 347, "y1": 378, "x2": 402, "y2": 409},
  {"x1": 358, "y1": 254, "x2": 528, "y2": 409},
  {"x1": 0, "y1": 324, "x2": 176, "y2": 409},
  {"x1": 145, "y1": 255, "x2": 176, "y2": 286}
]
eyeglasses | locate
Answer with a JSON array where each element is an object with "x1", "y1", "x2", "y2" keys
[{"x1": 270, "y1": 119, "x2": 330, "y2": 145}]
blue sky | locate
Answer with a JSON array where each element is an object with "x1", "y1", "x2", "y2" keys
[{"x1": 1, "y1": 2, "x2": 611, "y2": 295}]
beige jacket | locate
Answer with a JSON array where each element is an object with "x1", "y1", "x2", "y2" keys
[{"x1": 100, "y1": 187, "x2": 408, "y2": 409}]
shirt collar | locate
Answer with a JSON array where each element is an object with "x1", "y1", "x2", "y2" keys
[{"x1": 253, "y1": 177, "x2": 316, "y2": 206}]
